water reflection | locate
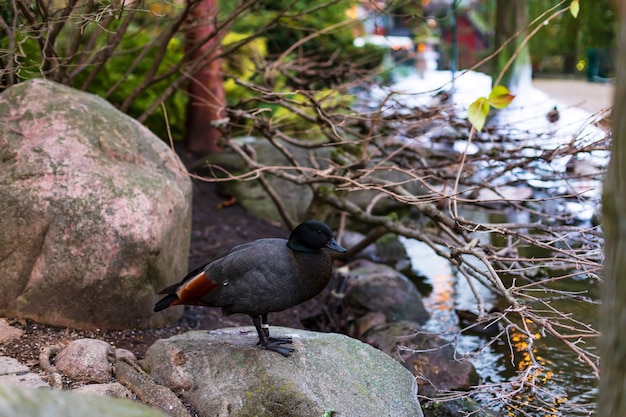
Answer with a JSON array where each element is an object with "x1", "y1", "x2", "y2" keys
[{"x1": 400, "y1": 231, "x2": 598, "y2": 416}]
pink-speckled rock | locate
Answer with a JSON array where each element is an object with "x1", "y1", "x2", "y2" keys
[
  {"x1": 55, "y1": 339, "x2": 114, "y2": 383},
  {"x1": 0, "y1": 79, "x2": 191, "y2": 329}
]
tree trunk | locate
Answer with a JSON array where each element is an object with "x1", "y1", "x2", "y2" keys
[
  {"x1": 598, "y1": 3, "x2": 626, "y2": 416},
  {"x1": 492, "y1": 0, "x2": 531, "y2": 94},
  {"x1": 561, "y1": 13, "x2": 579, "y2": 74},
  {"x1": 184, "y1": 0, "x2": 225, "y2": 155}
]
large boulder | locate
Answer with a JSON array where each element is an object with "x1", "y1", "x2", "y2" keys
[
  {"x1": 0, "y1": 79, "x2": 192, "y2": 329},
  {"x1": 202, "y1": 136, "x2": 428, "y2": 223},
  {"x1": 143, "y1": 328, "x2": 424, "y2": 417}
]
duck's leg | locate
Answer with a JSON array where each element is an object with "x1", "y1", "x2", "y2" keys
[
  {"x1": 261, "y1": 313, "x2": 292, "y2": 344},
  {"x1": 261, "y1": 313, "x2": 270, "y2": 337},
  {"x1": 251, "y1": 315, "x2": 294, "y2": 357}
]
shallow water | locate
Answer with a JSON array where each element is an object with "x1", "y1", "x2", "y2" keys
[{"x1": 401, "y1": 235, "x2": 598, "y2": 416}]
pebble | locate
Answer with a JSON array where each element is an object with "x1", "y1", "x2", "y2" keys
[
  {"x1": 0, "y1": 319, "x2": 24, "y2": 344},
  {"x1": 72, "y1": 382, "x2": 134, "y2": 399}
]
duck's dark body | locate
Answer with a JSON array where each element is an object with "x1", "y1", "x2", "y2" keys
[{"x1": 154, "y1": 221, "x2": 346, "y2": 356}]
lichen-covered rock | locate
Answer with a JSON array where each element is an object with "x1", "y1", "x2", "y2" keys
[
  {"x1": 143, "y1": 328, "x2": 423, "y2": 417},
  {"x1": 0, "y1": 79, "x2": 192, "y2": 329}
]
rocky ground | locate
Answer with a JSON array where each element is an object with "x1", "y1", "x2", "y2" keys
[{"x1": 0, "y1": 154, "x2": 333, "y2": 370}]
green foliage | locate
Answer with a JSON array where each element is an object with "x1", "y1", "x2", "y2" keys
[
  {"x1": 1, "y1": 3, "x2": 189, "y2": 140},
  {"x1": 222, "y1": 32, "x2": 269, "y2": 103},
  {"x1": 528, "y1": 0, "x2": 616, "y2": 74},
  {"x1": 71, "y1": 22, "x2": 188, "y2": 140},
  {"x1": 468, "y1": 86, "x2": 515, "y2": 131},
  {"x1": 570, "y1": 0, "x2": 579, "y2": 18},
  {"x1": 222, "y1": 0, "x2": 384, "y2": 89},
  {"x1": 3, "y1": 0, "x2": 385, "y2": 143}
]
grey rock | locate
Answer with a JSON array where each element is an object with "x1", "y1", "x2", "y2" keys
[
  {"x1": 0, "y1": 356, "x2": 29, "y2": 376},
  {"x1": 0, "y1": 79, "x2": 192, "y2": 329},
  {"x1": 341, "y1": 231, "x2": 410, "y2": 270},
  {"x1": 0, "y1": 383, "x2": 166, "y2": 417},
  {"x1": 55, "y1": 339, "x2": 113, "y2": 383},
  {"x1": 204, "y1": 136, "x2": 426, "y2": 223},
  {"x1": 342, "y1": 259, "x2": 429, "y2": 332},
  {"x1": 143, "y1": 328, "x2": 423, "y2": 417},
  {"x1": 422, "y1": 397, "x2": 504, "y2": 417},
  {"x1": 72, "y1": 382, "x2": 134, "y2": 399},
  {"x1": 0, "y1": 373, "x2": 49, "y2": 390},
  {"x1": 203, "y1": 136, "x2": 322, "y2": 223},
  {"x1": 363, "y1": 321, "x2": 478, "y2": 397},
  {"x1": 114, "y1": 358, "x2": 190, "y2": 417},
  {"x1": 0, "y1": 355, "x2": 49, "y2": 390},
  {"x1": 115, "y1": 348, "x2": 137, "y2": 362}
]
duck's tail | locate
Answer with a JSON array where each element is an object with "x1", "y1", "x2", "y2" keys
[{"x1": 154, "y1": 294, "x2": 179, "y2": 312}]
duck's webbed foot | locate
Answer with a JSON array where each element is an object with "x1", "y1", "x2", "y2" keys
[
  {"x1": 258, "y1": 338, "x2": 294, "y2": 357},
  {"x1": 251, "y1": 315, "x2": 294, "y2": 357}
]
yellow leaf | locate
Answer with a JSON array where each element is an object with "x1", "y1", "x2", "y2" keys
[
  {"x1": 570, "y1": 0, "x2": 580, "y2": 18},
  {"x1": 468, "y1": 97, "x2": 490, "y2": 131},
  {"x1": 488, "y1": 85, "x2": 516, "y2": 109}
]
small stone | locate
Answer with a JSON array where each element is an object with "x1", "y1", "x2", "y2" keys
[
  {"x1": 55, "y1": 339, "x2": 114, "y2": 383},
  {"x1": 73, "y1": 382, "x2": 134, "y2": 399},
  {"x1": 115, "y1": 348, "x2": 136, "y2": 362},
  {"x1": 0, "y1": 356, "x2": 29, "y2": 376},
  {"x1": 0, "y1": 372, "x2": 49, "y2": 389},
  {"x1": 0, "y1": 319, "x2": 24, "y2": 344}
]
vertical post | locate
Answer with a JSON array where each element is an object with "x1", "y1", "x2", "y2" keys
[
  {"x1": 184, "y1": 0, "x2": 225, "y2": 155},
  {"x1": 450, "y1": 0, "x2": 458, "y2": 89}
]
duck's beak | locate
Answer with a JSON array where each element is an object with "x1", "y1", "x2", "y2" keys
[{"x1": 325, "y1": 238, "x2": 347, "y2": 253}]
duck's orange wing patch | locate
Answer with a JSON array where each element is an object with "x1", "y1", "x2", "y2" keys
[{"x1": 170, "y1": 271, "x2": 220, "y2": 306}]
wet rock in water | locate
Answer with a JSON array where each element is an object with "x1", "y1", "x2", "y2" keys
[
  {"x1": 422, "y1": 397, "x2": 504, "y2": 417},
  {"x1": 341, "y1": 259, "x2": 429, "y2": 336},
  {"x1": 0, "y1": 383, "x2": 166, "y2": 417},
  {"x1": 362, "y1": 321, "x2": 478, "y2": 397},
  {"x1": 143, "y1": 328, "x2": 424, "y2": 417},
  {"x1": 0, "y1": 79, "x2": 192, "y2": 329},
  {"x1": 55, "y1": 339, "x2": 114, "y2": 383}
]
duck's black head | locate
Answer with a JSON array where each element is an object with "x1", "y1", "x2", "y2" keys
[{"x1": 287, "y1": 220, "x2": 346, "y2": 253}]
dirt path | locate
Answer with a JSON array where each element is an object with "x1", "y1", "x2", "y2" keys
[{"x1": 532, "y1": 78, "x2": 613, "y2": 114}]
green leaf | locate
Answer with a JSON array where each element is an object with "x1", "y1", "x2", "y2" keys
[
  {"x1": 468, "y1": 97, "x2": 490, "y2": 131},
  {"x1": 570, "y1": 0, "x2": 580, "y2": 18},
  {"x1": 487, "y1": 85, "x2": 516, "y2": 109}
]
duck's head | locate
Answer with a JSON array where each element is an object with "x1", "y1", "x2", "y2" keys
[{"x1": 287, "y1": 220, "x2": 346, "y2": 253}]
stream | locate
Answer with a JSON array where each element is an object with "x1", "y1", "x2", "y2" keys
[{"x1": 402, "y1": 218, "x2": 599, "y2": 417}]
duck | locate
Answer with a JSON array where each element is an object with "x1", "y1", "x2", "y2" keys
[
  {"x1": 547, "y1": 106, "x2": 560, "y2": 123},
  {"x1": 154, "y1": 220, "x2": 346, "y2": 357}
]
